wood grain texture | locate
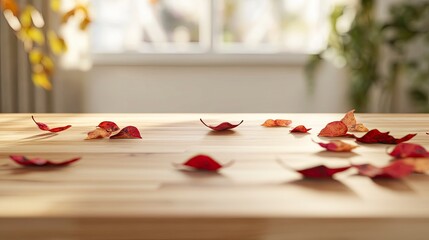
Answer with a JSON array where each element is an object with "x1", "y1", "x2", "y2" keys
[{"x1": 1, "y1": 113, "x2": 429, "y2": 240}]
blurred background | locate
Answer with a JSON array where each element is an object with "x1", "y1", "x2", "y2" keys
[{"x1": 0, "y1": 0, "x2": 428, "y2": 113}]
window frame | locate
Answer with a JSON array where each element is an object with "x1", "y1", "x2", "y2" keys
[{"x1": 91, "y1": 0, "x2": 324, "y2": 66}]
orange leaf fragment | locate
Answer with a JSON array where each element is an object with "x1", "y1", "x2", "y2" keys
[
  {"x1": 349, "y1": 123, "x2": 369, "y2": 132},
  {"x1": 86, "y1": 128, "x2": 111, "y2": 140},
  {"x1": 262, "y1": 119, "x2": 292, "y2": 127},
  {"x1": 401, "y1": 158, "x2": 429, "y2": 173},
  {"x1": 340, "y1": 109, "x2": 369, "y2": 132}
]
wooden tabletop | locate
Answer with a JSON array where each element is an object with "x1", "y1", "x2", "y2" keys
[{"x1": 1, "y1": 113, "x2": 429, "y2": 240}]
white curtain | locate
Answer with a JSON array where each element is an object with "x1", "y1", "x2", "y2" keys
[{"x1": 0, "y1": 0, "x2": 52, "y2": 113}]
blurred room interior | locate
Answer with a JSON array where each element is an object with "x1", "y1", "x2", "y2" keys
[{"x1": 0, "y1": 0, "x2": 428, "y2": 114}]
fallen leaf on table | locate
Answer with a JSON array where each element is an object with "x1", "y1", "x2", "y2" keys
[
  {"x1": 349, "y1": 123, "x2": 369, "y2": 132},
  {"x1": 174, "y1": 154, "x2": 233, "y2": 171},
  {"x1": 296, "y1": 165, "x2": 351, "y2": 178},
  {"x1": 86, "y1": 128, "x2": 111, "y2": 140},
  {"x1": 32, "y1": 116, "x2": 71, "y2": 133},
  {"x1": 315, "y1": 140, "x2": 358, "y2": 152},
  {"x1": 97, "y1": 121, "x2": 120, "y2": 132},
  {"x1": 318, "y1": 121, "x2": 349, "y2": 137},
  {"x1": 388, "y1": 143, "x2": 429, "y2": 158},
  {"x1": 355, "y1": 129, "x2": 416, "y2": 144},
  {"x1": 10, "y1": 155, "x2": 80, "y2": 167},
  {"x1": 110, "y1": 126, "x2": 142, "y2": 139},
  {"x1": 355, "y1": 160, "x2": 414, "y2": 178},
  {"x1": 401, "y1": 158, "x2": 429, "y2": 173},
  {"x1": 200, "y1": 119, "x2": 243, "y2": 131},
  {"x1": 262, "y1": 119, "x2": 292, "y2": 127},
  {"x1": 340, "y1": 109, "x2": 369, "y2": 132},
  {"x1": 290, "y1": 125, "x2": 311, "y2": 133}
]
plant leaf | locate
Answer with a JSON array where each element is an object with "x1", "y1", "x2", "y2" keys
[
  {"x1": 175, "y1": 154, "x2": 233, "y2": 171},
  {"x1": 318, "y1": 121, "x2": 348, "y2": 137},
  {"x1": 389, "y1": 143, "x2": 429, "y2": 158},
  {"x1": 355, "y1": 129, "x2": 416, "y2": 144},
  {"x1": 262, "y1": 119, "x2": 292, "y2": 127},
  {"x1": 349, "y1": 123, "x2": 369, "y2": 132},
  {"x1": 290, "y1": 125, "x2": 312, "y2": 133},
  {"x1": 296, "y1": 165, "x2": 351, "y2": 178},
  {"x1": 32, "y1": 116, "x2": 71, "y2": 132},
  {"x1": 401, "y1": 158, "x2": 429, "y2": 173},
  {"x1": 86, "y1": 128, "x2": 111, "y2": 140},
  {"x1": 341, "y1": 109, "x2": 369, "y2": 132},
  {"x1": 97, "y1": 121, "x2": 120, "y2": 132},
  {"x1": 10, "y1": 155, "x2": 80, "y2": 167},
  {"x1": 355, "y1": 160, "x2": 414, "y2": 178},
  {"x1": 110, "y1": 126, "x2": 142, "y2": 139},
  {"x1": 315, "y1": 140, "x2": 358, "y2": 152},
  {"x1": 200, "y1": 119, "x2": 243, "y2": 131}
]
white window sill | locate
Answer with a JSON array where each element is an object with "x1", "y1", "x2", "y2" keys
[{"x1": 92, "y1": 53, "x2": 310, "y2": 66}]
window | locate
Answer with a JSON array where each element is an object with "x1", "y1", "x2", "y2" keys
[{"x1": 90, "y1": 0, "x2": 334, "y2": 55}]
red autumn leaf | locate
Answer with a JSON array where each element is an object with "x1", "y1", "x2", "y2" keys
[
  {"x1": 355, "y1": 129, "x2": 416, "y2": 144},
  {"x1": 32, "y1": 116, "x2": 71, "y2": 133},
  {"x1": 290, "y1": 125, "x2": 312, "y2": 133},
  {"x1": 110, "y1": 126, "x2": 142, "y2": 139},
  {"x1": 315, "y1": 140, "x2": 358, "y2": 152},
  {"x1": 318, "y1": 121, "x2": 348, "y2": 137},
  {"x1": 296, "y1": 165, "x2": 351, "y2": 178},
  {"x1": 97, "y1": 121, "x2": 120, "y2": 132},
  {"x1": 388, "y1": 143, "x2": 429, "y2": 158},
  {"x1": 200, "y1": 119, "x2": 243, "y2": 131},
  {"x1": 9, "y1": 155, "x2": 81, "y2": 167},
  {"x1": 175, "y1": 154, "x2": 233, "y2": 171},
  {"x1": 261, "y1": 119, "x2": 292, "y2": 127},
  {"x1": 355, "y1": 160, "x2": 414, "y2": 178}
]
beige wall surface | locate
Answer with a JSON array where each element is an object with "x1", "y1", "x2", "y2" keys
[{"x1": 55, "y1": 62, "x2": 349, "y2": 113}]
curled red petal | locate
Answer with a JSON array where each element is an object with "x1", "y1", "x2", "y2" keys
[
  {"x1": 177, "y1": 154, "x2": 232, "y2": 171},
  {"x1": 9, "y1": 155, "x2": 81, "y2": 167},
  {"x1": 32, "y1": 116, "x2": 71, "y2": 133},
  {"x1": 318, "y1": 121, "x2": 348, "y2": 137},
  {"x1": 110, "y1": 126, "x2": 142, "y2": 139},
  {"x1": 290, "y1": 125, "x2": 312, "y2": 133},
  {"x1": 297, "y1": 165, "x2": 351, "y2": 178},
  {"x1": 355, "y1": 160, "x2": 414, "y2": 178},
  {"x1": 355, "y1": 129, "x2": 416, "y2": 144},
  {"x1": 200, "y1": 119, "x2": 243, "y2": 131},
  {"x1": 97, "y1": 121, "x2": 120, "y2": 132},
  {"x1": 389, "y1": 143, "x2": 429, "y2": 158}
]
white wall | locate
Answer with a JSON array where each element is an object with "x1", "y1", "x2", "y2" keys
[{"x1": 54, "y1": 61, "x2": 350, "y2": 113}]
